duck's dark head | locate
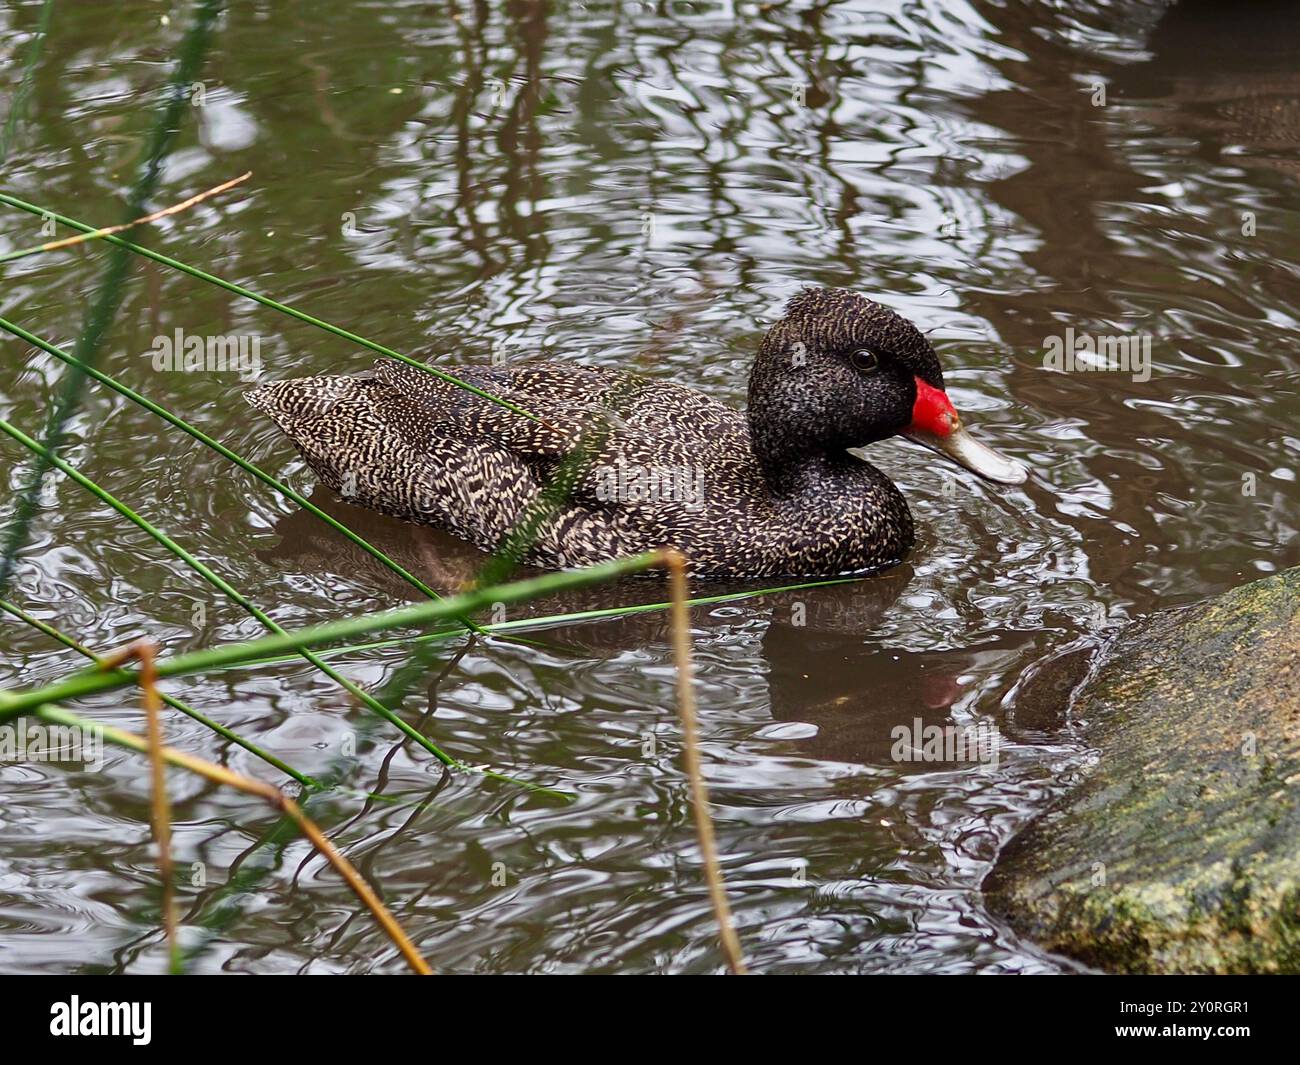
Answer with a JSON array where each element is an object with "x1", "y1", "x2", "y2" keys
[{"x1": 747, "y1": 287, "x2": 1026, "y2": 493}]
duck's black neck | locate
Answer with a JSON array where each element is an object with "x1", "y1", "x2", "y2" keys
[
  {"x1": 749, "y1": 420, "x2": 833, "y2": 497},
  {"x1": 749, "y1": 390, "x2": 882, "y2": 499},
  {"x1": 746, "y1": 344, "x2": 871, "y2": 498},
  {"x1": 779, "y1": 451, "x2": 893, "y2": 502},
  {"x1": 746, "y1": 421, "x2": 915, "y2": 572}
]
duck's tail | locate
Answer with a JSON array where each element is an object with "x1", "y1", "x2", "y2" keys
[{"x1": 244, "y1": 373, "x2": 370, "y2": 434}]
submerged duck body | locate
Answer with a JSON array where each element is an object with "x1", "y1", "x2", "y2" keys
[{"x1": 246, "y1": 288, "x2": 1025, "y2": 578}]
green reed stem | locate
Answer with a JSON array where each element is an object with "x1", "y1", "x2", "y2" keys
[
  {"x1": 0, "y1": 550, "x2": 663, "y2": 718},
  {"x1": 0, "y1": 314, "x2": 493, "y2": 636},
  {"x1": 0, "y1": 0, "x2": 223, "y2": 599},
  {"x1": 230, "y1": 577, "x2": 862, "y2": 670},
  {"x1": 0, "y1": 597, "x2": 314, "y2": 786},
  {"x1": 178, "y1": 636, "x2": 470, "y2": 968},
  {"x1": 0, "y1": 413, "x2": 568, "y2": 798},
  {"x1": 0, "y1": 196, "x2": 544, "y2": 426},
  {"x1": 0, "y1": 0, "x2": 55, "y2": 164}
]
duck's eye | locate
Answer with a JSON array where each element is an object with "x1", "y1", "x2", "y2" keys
[{"x1": 850, "y1": 348, "x2": 880, "y2": 373}]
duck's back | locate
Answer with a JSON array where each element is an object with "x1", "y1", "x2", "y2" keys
[{"x1": 246, "y1": 359, "x2": 769, "y2": 571}]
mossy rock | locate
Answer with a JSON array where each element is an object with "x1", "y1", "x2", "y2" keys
[{"x1": 984, "y1": 567, "x2": 1300, "y2": 973}]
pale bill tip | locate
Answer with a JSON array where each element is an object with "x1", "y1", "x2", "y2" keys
[{"x1": 903, "y1": 425, "x2": 1028, "y2": 487}]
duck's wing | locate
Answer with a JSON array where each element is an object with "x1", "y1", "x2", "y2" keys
[
  {"x1": 247, "y1": 359, "x2": 754, "y2": 568},
  {"x1": 368, "y1": 359, "x2": 611, "y2": 458},
  {"x1": 368, "y1": 359, "x2": 749, "y2": 500}
]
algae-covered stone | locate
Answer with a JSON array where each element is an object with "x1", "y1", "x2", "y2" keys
[{"x1": 984, "y1": 566, "x2": 1300, "y2": 973}]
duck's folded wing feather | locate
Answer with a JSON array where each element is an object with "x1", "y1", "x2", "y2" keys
[{"x1": 369, "y1": 360, "x2": 747, "y2": 503}]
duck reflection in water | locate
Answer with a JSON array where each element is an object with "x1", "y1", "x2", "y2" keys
[{"x1": 258, "y1": 491, "x2": 1023, "y2": 771}]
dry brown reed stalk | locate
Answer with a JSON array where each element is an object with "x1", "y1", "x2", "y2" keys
[
  {"x1": 98, "y1": 640, "x2": 178, "y2": 969},
  {"x1": 69, "y1": 647, "x2": 434, "y2": 975},
  {"x1": 662, "y1": 549, "x2": 748, "y2": 975}
]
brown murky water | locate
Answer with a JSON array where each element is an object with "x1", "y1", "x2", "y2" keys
[{"x1": 1, "y1": 0, "x2": 1297, "y2": 973}]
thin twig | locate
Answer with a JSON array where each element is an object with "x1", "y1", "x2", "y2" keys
[
  {"x1": 0, "y1": 0, "x2": 224, "y2": 601},
  {"x1": 663, "y1": 549, "x2": 747, "y2": 975},
  {"x1": 0, "y1": 172, "x2": 252, "y2": 265},
  {"x1": 35, "y1": 703, "x2": 433, "y2": 975},
  {"x1": 0, "y1": 190, "x2": 551, "y2": 428}
]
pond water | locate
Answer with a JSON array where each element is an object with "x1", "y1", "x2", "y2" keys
[{"x1": 1, "y1": 0, "x2": 1297, "y2": 973}]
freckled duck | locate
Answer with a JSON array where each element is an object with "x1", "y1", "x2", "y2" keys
[{"x1": 245, "y1": 287, "x2": 1026, "y2": 578}]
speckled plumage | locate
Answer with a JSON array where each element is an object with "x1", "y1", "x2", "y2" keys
[{"x1": 246, "y1": 288, "x2": 947, "y2": 578}]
